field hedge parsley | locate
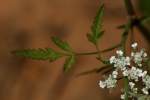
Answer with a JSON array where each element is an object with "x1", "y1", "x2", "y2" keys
[
  {"x1": 99, "y1": 42, "x2": 149, "y2": 99},
  {"x1": 13, "y1": 1, "x2": 150, "y2": 99}
]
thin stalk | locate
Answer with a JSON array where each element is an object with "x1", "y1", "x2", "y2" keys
[
  {"x1": 134, "y1": 19, "x2": 150, "y2": 43},
  {"x1": 122, "y1": 31, "x2": 129, "y2": 100},
  {"x1": 124, "y1": 77, "x2": 129, "y2": 100},
  {"x1": 123, "y1": 1, "x2": 136, "y2": 99},
  {"x1": 75, "y1": 44, "x2": 121, "y2": 56},
  {"x1": 120, "y1": 22, "x2": 131, "y2": 100},
  {"x1": 124, "y1": 0, "x2": 135, "y2": 16},
  {"x1": 101, "y1": 44, "x2": 121, "y2": 53},
  {"x1": 75, "y1": 51, "x2": 98, "y2": 56},
  {"x1": 95, "y1": 42, "x2": 108, "y2": 64},
  {"x1": 95, "y1": 42, "x2": 102, "y2": 58},
  {"x1": 120, "y1": 22, "x2": 130, "y2": 53},
  {"x1": 130, "y1": 25, "x2": 134, "y2": 44}
]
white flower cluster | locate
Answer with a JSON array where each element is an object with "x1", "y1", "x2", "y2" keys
[
  {"x1": 142, "y1": 75, "x2": 150, "y2": 95},
  {"x1": 131, "y1": 49, "x2": 147, "y2": 67},
  {"x1": 99, "y1": 74, "x2": 117, "y2": 88},
  {"x1": 99, "y1": 42, "x2": 149, "y2": 99}
]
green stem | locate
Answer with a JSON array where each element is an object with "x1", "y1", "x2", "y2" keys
[
  {"x1": 122, "y1": 1, "x2": 137, "y2": 98},
  {"x1": 121, "y1": 28, "x2": 129, "y2": 100},
  {"x1": 134, "y1": 19, "x2": 150, "y2": 43},
  {"x1": 95, "y1": 42, "x2": 102, "y2": 58},
  {"x1": 75, "y1": 51, "x2": 98, "y2": 56},
  {"x1": 120, "y1": 22, "x2": 131, "y2": 100},
  {"x1": 120, "y1": 22, "x2": 131, "y2": 53},
  {"x1": 75, "y1": 44, "x2": 121, "y2": 56},
  {"x1": 124, "y1": 77, "x2": 129, "y2": 100},
  {"x1": 124, "y1": 0, "x2": 135, "y2": 16},
  {"x1": 101, "y1": 44, "x2": 121, "y2": 53},
  {"x1": 95, "y1": 42, "x2": 108, "y2": 64}
]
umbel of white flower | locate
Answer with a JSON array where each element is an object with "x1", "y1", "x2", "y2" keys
[{"x1": 98, "y1": 42, "x2": 149, "y2": 99}]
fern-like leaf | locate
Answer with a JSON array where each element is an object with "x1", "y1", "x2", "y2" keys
[
  {"x1": 87, "y1": 4, "x2": 104, "y2": 45},
  {"x1": 13, "y1": 48, "x2": 62, "y2": 62},
  {"x1": 63, "y1": 55, "x2": 76, "y2": 72},
  {"x1": 51, "y1": 36, "x2": 72, "y2": 52}
]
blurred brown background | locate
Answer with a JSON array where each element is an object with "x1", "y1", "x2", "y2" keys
[{"x1": 0, "y1": 0, "x2": 148, "y2": 100}]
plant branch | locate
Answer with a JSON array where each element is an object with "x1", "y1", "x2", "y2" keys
[
  {"x1": 133, "y1": 19, "x2": 150, "y2": 43},
  {"x1": 76, "y1": 64, "x2": 111, "y2": 77},
  {"x1": 124, "y1": 77, "x2": 129, "y2": 100},
  {"x1": 122, "y1": 24, "x2": 130, "y2": 100},
  {"x1": 120, "y1": 21, "x2": 131, "y2": 100},
  {"x1": 75, "y1": 44, "x2": 121, "y2": 56},
  {"x1": 124, "y1": 0, "x2": 135, "y2": 17},
  {"x1": 101, "y1": 44, "x2": 121, "y2": 52},
  {"x1": 124, "y1": 0, "x2": 150, "y2": 43},
  {"x1": 95, "y1": 42, "x2": 109, "y2": 64}
]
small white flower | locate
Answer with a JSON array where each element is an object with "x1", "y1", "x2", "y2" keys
[
  {"x1": 129, "y1": 82, "x2": 135, "y2": 89},
  {"x1": 123, "y1": 69, "x2": 129, "y2": 76},
  {"x1": 127, "y1": 67, "x2": 144, "y2": 81},
  {"x1": 99, "y1": 81, "x2": 106, "y2": 88},
  {"x1": 142, "y1": 75, "x2": 150, "y2": 89},
  {"x1": 129, "y1": 82, "x2": 138, "y2": 93},
  {"x1": 116, "y1": 50, "x2": 123, "y2": 56},
  {"x1": 143, "y1": 53, "x2": 147, "y2": 57},
  {"x1": 125, "y1": 57, "x2": 130, "y2": 66},
  {"x1": 131, "y1": 42, "x2": 138, "y2": 49},
  {"x1": 138, "y1": 64, "x2": 142, "y2": 67},
  {"x1": 133, "y1": 52, "x2": 143, "y2": 65},
  {"x1": 132, "y1": 88, "x2": 138, "y2": 93},
  {"x1": 113, "y1": 56, "x2": 130, "y2": 70},
  {"x1": 99, "y1": 75, "x2": 117, "y2": 89},
  {"x1": 120, "y1": 94, "x2": 125, "y2": 100},
  {"x1": 131, "y1": 52, "x2": 134, "y2": 57},
  {"x1": 109, "y1": 56, "x2": 116, "y2": 64},
  {"x1": 136, "y1": 69, "x2": 143, "y2": 77},
  {"x1": 131, "y1": 49, "x2": 147, "y2": 67},
  {"x1": 105, "y1": 75, "x2": 117, "y2": 88},
  {"x1": 141, "y1": 71, "x2": 147, "y2": 78},
  {"x1": 142, "y1": 88, "x2": 149, "y2": 95},
  {"x1": 112, "y1": 70, "x2": 118, "y2": 78}
]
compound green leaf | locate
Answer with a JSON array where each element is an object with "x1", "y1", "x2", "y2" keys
[
  {"x1": 63, "y1": 55, "x2": 76, "y2": 72},
  {"x1": 87, "y1": 4, "x2": 104, "y2": 45},
  {"x1": 13, "y1": 48, "x2": 62, "y2": 62},
  {"x1": 51, "y1": 36, "x2": 72, "y2": 52}
]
